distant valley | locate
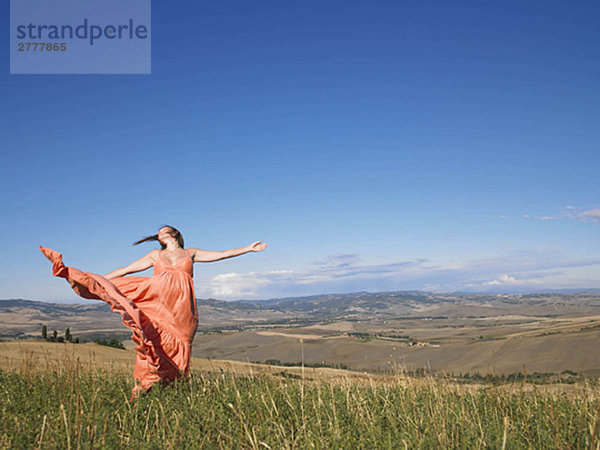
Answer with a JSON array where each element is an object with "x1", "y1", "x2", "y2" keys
[{"x1": 2, "y1": 291, "x2": 600, "y2": 376}]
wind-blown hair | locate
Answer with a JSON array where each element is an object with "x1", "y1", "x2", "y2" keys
[{"x1": 133, "y1": 225, "x2": 184, "y2": 249}]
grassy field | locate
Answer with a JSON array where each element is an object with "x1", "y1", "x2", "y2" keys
[{"x1": 2, "y1": 341, "x2": 600, "y2": 448}]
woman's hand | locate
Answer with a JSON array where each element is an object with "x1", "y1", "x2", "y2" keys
[{"x1": 247, "y1": 240, "x2": 268, "y2": 252}]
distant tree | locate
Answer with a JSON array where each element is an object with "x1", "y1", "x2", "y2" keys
[
  {"x1": 93, "y1": 338, "x2": 125, "y2": 350},
  {"x1": 265, "y1": 359, "x2": 282, "y2": 366},
  {"x1": 74, "y1": 337, "x2": 80, "y2": 344},
  {"x1": 52, "y1": 329, "x2": 58, "y2": 341},
  {"x1": 108, "y1": 338, "x2": 125, "y2": 349},
  {"x1": 41, "y1": 325, "x2": 47, "y2": 340},
  {"x1": 65, "y1": 328, "x2": 72, "y2": 342}
]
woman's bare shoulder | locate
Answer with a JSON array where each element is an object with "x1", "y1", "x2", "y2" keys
[
  {"x1": 185, "y1": 248, "x2": 205, "y2": 259},
  {"x1": 146, "y1": 249, "x2": 161, "y2": 262}
]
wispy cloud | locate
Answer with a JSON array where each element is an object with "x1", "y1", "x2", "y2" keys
[
  {"x1": 523, "y1": 205, "x2": 599, "y2": 223},
  {"x1": 313, "y1": 253, "x2": 362, "y2": 269},
  {"x1": 195, "y1": 249, "x2": 600, "y2": 300},
  {"x1": 466, "y1": 274, "x2": 543, "y2": 288},
  {"x1": 578, "y1": 209, "x2": 600, "y2": 223}
]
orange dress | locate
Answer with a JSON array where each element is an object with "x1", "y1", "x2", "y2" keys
[{"x1": 39, "y1": 246, "x2": 199, "y2": 400}]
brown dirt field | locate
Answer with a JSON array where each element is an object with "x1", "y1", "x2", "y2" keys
[
  {"x1": 256, "y1": 331, "x2": 325, "y2": 339},
  {"x1": 191, "y1": 327, "x2": 600, "y2": 376}
]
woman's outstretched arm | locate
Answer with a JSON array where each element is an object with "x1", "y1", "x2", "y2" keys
[
  {"x1": 103, "y1": 250, "x2": 157, "y2": 279},
  {"x1": 189, "y1": 240, "x2": 267, "y2": 263}
]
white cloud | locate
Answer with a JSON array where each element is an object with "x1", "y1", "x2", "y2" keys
[
  {"x1": 199, "y1": 270, "x2": 292, "y2": 299},
  {"x1": 469, "y1": 274, "x2": 543, "y2": 288},
  {"x1": 578, "y1": 209, "x2": 600, "y2": 223},
  {"x1": 195, "y1": 249, "x2": 600, "y2": 300},
  {"x1": 523, "y1": 205, "x2": 600, "y2": 222},
  {"x1": 484, "y1": 274, "x2": 517, "y2": 286}
]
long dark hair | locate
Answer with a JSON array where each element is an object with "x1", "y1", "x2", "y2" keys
[{"x1": 133, "y1": 225, "x2": 185, "y2": 249}]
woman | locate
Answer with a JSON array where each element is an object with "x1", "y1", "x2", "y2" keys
[{"x1": 39, "y1": 225, "x2": 267, "y2": 401}]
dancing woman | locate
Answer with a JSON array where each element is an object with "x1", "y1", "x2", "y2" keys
[{"x1": 39, "y1": 225, "x2": 267, "y2": 400}]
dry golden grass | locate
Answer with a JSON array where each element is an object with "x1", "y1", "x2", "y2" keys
[
  {"x1": 3, "y1": 340, "x2": 600, "y2": 448},
  {"x1": 0, "y1": 340, "x2": 134, "y2": 374},
  {"x1": 0, "y1": 339, "x2": 378, "y2": 384},
  {"x1": 3, "y1": 339, "x2": 598, "y2": 402}
]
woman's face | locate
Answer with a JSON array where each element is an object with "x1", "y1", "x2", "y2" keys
[{"x1": 157, "y1": 227, "x2": 174, "y2": 245}]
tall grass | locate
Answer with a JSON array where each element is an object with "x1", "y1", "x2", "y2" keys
[{"x1": 1, "y1": 354, "x2": 600, "y2": 448}]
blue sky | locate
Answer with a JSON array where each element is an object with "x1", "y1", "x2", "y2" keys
[{"x1": 1, "y1": 0, "x2": 599, "y2": 302}]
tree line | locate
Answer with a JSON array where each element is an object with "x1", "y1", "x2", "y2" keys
[
  {"x1": 41, "y1": 325, "x2": 79, "y2": 343},
  {"x1": 40, "y1": 325, "x2": 125, "y2": 349}
]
